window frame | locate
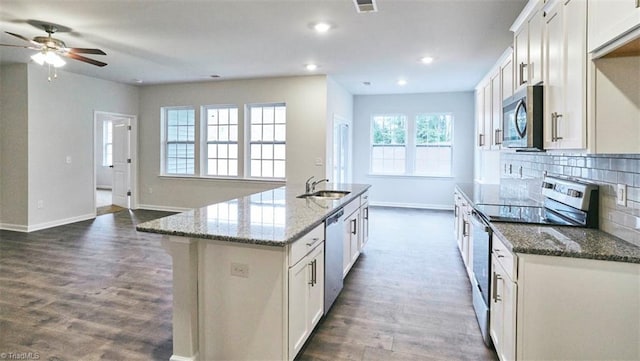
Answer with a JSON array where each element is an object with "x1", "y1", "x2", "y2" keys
[
  {"x1": 201, "y1": 104, "x2": 240, "y2": 178},
  {"x1": 369, "y1": 112, "x2": 454, "y2": 178},
  {"x1": 161, "y1": 106, "x2": 197, "y2": 176},
  {"x1": 245, "y1": 102, "x2": 287, "y2": 180}
]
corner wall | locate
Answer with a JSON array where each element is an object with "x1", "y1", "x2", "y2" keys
[
  {"x1": 137, "y1": 76, "x2": 328, "y2": 210},
  {"x1": 353, "y1": 91, "x2": 475, "y2": 209}
]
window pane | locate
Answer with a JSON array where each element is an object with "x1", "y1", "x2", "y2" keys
[
  {"x1": 273, "y1": 144, "x2": 285, "y2": 160},
  {"x1": 262, "y1": 144, "x2": 273, "y2": 159},
  {"x1": 251, "y1": 107, "x2": 262, "y2": 124},
  {"x1": 208, "y1": 159, "x2": 217, "y2": 175},
  {"x1": 203, "y1": 106, "x2": 239, "y2": 178},
  {"x1": 274, "y1": 124, "x2": 285, "y2": 141},
  {"x1": 230, "y1": 125, "x2": 238, "y2": 141},
  {"x1": 262, "y1": 160, "x2": 273, "y2": 177},
  {"x1": 274, "y1": 160, "x2": 285, "y2": 178},
  {"x1": 251, "y1": 144, "x2": 261, "y2": 159},
  {"x1": 275, "y1": 106, "x2": 286, "y2": 124},
  {"x1": 229, "y1": 144, "x2": 238, "y2": 159},
  {"x1": 248, "y1": 104, "x2": 286, "y2": 179},
  {"x1": 218, "y1": 144, "x2": 228, "y2": 158},
  {"x1": 219, "y1": 108, "x2": 229, "y2": 125},
  {"x1": 263, "y1": 106, "x2": 274, "y2": 124},
  {"x1": 263, "y1": 124, "x2": 274, "y2": 141},
  {"x1": 208, "y1": 126, "x2": 217, "y2": 141},
  {"x1": 219, "y1": 125, "x2": 228, "y2": 141},
  {"x1": 230, "y1": 108, "x2": 238, "y2": 125},
  {"x1": 251, "y1": 125, "x2": 262, "y2": 141},
  {"x1": 251, "y1": 160, "x2": 261, "y2": 177}
]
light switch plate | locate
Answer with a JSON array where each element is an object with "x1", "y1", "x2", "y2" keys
[{"x1": 616, "y1": 184, "x2": 627, "y2": 206}]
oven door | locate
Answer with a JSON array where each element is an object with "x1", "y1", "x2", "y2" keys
[{"x1": 470, "y1": 210, "x2": 493, "y2": 346}]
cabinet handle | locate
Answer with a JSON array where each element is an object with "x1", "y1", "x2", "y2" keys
[
  {"x1": 308, "y1": 259, "x2": 316, "y2": 286},
  {"x1": 478, "y1": 133, "x2": 485, "y2": 146},
  {"x1": 462, "y1": 221, "x2": 469, "y2": 237},
  {"x1": 519, "y1": 62, "x2": 528, "y2": 85},
  {"x1": 351, "y1": 219, "x2": 357, "y2": 235},
  {"x1": 551, "y1": 112, "x2": 557, "y2": 141},
  {"x1": 306, "y1": 237, "x2": 321, "y2": 247},
  {"x1": 454, "y1": 205, "x2": 459, "y2": 217},
  {"x1": 492, "y1": 272, "x2": 502, "y2": 302},
  {"x1": 494, "y1": 129, "x2": 503, "y2": 145},
  {"x1": 555, "y1": 113, "x2": 563, "y2": 141},
  {"x1": 364, "y1": 207, "x2": 369, "y2": 220}
]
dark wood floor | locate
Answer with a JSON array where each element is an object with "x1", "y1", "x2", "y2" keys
[
  {"x1": 0, "y1": 208, "x2": 496, "y2": 361},
  {"x1": 297, "y1": 208, "x2": 497, "y2": 361}
]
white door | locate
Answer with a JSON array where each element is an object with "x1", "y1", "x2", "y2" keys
[{"x1": 112, "y1": 118, "x2": 130, "y2": 208}]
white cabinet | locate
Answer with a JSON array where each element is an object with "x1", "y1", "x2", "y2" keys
[
  {"x1": 490, "y1": 71, "x2": 503, "y2": 149},
  {"x1": 513, "y1": 2, "x2": 544, "y2": 88},
  {"x1": 343, "y1": 206, "x2": 360, "y2": 277},
  {"x1": 453, "y1": 191, "x2": 473, "y2": 282},
  {"x1": 501, "y1": 51, "x2": 514, "y2": 100},
  {"x1": 543, "y1": 0, "x2": 587, "y2": 150},
  {"x1": 490, "y1": 235, "x2": 517, "y2": 361},
  {"x1": 475, "y1": 89, "x2": 487, "y2": 149},
  {"x1": 288, "y1": 242, "x2": 324, "y2": 358},
  {"x1": 359, "y1": 192, "x2": 369, "y2": 250},
  {"x1": 588, "y1": 0, "x2": 640, "y2": 53}
]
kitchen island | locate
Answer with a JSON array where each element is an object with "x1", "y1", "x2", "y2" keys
[{"x1": 137, "y1": 183, "x2": 371, "y2": 361}]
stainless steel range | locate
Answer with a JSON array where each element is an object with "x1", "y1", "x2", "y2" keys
[{"x1": 469, "y1": 176, "x2": 599, "y2": 347}]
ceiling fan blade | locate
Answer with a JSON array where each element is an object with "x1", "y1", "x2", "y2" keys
[
  {"x1": 67, "y1": 48, "x2": 107, "y2": 55},
  {"x1": 63, "y1": 52, "x2": 108, "y2": 67},
  {"x1": 5, "y1": 31, "x2": 40, "y2": 46},
  {"x1": 0, "y1": 43, "x2": 40, "y2": 50}
]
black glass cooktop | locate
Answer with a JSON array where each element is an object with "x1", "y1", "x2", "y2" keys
[{"x1": 474, "y1": 204, "x2": 580, "y2": 226}]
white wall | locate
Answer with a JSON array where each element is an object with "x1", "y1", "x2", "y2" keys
[
  {"x1": 23, "y1": 65, "x2": 139, "y2": 229},
  {"x1": 0, "y1": 64, "x2": 29, "y2": 227},
  {"x1": 137, "y1": 75, "x2": 328, "y2": 210},
  {"x1": 353, "y1": 91, "x2": 475, "y2": 209},
  {"x1": 326, "y1": 76, "x2": 354, "y2": 181}
]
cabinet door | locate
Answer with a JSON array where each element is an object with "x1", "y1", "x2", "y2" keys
[
  {"x1": 491, "y1": 71, "x2": 503, "y2": 149},
  {"x1": 307, "y1": 244, "x2": 324, "y2": 330},
  {"x1": 528, "y1": 10, "x2": 544, "y2": 85},
  {"x1": 501, "y1": 52, "x2": 514, "y2": 100},
  {"x1": 350, "y1": 211, "x2": 360, "y2": 265},
  {"x1": 543, "y1": 3, "x2": 563, "y2": 149},
  {"x1": 490, "y1": 255, "x2": 505, "y2": 360},
  {"x1": 288, "y1": 257, "x2": 310, "y2": 357},
  {"x1": 502, "y1": 271, "x2": 517, "y2": 361},
  {"x1": 475, "y1": 89, "x2": 485, "y2": 148},
  {"x1": 558, "y1": 0, "x2": 587, "y2": 149},
  {"x1": 514, "y1": 25, "x2": 529, "y2": 88},
  {"x1": 588, "y1": 0, "x2": 640, "y2": 52},
  {"x1": 360, "y1": 202, "x2": 369, "y2": 250},
  {"x1": 482, "y1": 83, "x2": 492, "y2": 149},
  {"x1": 343, "y1": 211, "x2": 359, "y2": 277}
]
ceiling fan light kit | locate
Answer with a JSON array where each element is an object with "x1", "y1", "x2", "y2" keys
[{"x1": 1, "y1": 22, "x2": 107, "y2": 81}]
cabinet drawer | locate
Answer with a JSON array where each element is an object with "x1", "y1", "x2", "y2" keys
[
  {"x1": 289, "y1": 223, "x2": 325, "y2": 267},
  {"x1": 342, "y1": 197, "x2": 360, "y2": 218},
  {"x1": 493, "y1": 234, "x2": 516, "y2": 280},
  {"x1": 360, "y1": 191, "x2": 369, "y2": 206}
]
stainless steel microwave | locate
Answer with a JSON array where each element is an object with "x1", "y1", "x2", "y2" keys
[{"x1": 502, "y1": 85, "x2": 543, "y2": 149}]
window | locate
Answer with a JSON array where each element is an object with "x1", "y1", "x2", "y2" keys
[
  {"x1": 370, "y1": 112, "x2": 453, "y2": 177},
  {"x1": 204, "y1": 106, "x2": 239, "y2": 177},
  {"x1": 102, "y1": 120, "x2": 113, "y2": 167},
  {"x1": 248, "y1": 104, "x2": 286, "y2": 179},
  {"x1": 415, "y1": 113, "x2": 453, "y2": 176},
  {"x1": 164, "y1": 107, "x2": 195, "y2": 175},
  {"x1": 371, "y1": 114, "x2": 406, "y2": 174}
]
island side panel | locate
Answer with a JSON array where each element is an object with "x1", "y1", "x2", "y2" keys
[
  {"x1": 198, "y1": 240, "x2": 287, "y2": 360},
  {"x1": 162, "y1": 237, "x2": 200, "y2": 361}
]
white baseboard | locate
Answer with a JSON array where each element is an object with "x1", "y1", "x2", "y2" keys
[
  {"x1": 137, "y1": 204, "x2": 191, "y2": 213},
  {"x1": 370, "y1": 201, "x2": 453, "y2": 211},
  {"x1": 170, "y1": 352, "x2": 199, "y2": 361},
  {"x1": 0, "y1": 213, "x2": 96, "y2": 233}
]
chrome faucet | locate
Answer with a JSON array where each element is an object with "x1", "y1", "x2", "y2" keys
[
  {"x1": 305, "y1": 176, "x2": 329, "y2": 194},
  {"x1": 311, "y1": 178, "x2": 329, "y2": 192},
  {"x1": 305, "y1": 176, "x2": 315, "y2": 194}
]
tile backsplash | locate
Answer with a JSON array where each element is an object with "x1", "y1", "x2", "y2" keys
[{"x1": 501, "y1": 152, "x2": 640, "y2": 247}]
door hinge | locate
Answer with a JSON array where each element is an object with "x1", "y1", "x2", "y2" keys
[
  {"x1": 127, "y1": 125, "x2": 132, "y2": 131},
  {"x1": 127, "y1": 158, "x2": 131, "y2": 163},
  {"x1": 127, "y1": 190, "x2": 132, "y2": 196}
]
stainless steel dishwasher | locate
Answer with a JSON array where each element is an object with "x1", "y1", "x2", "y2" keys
[{"x1": 324, "y1": 209, "x2": 344, "y2": 314}]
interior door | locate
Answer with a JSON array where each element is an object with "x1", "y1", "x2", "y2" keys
[
  {"x1": 112, "y1": 118, "x2": 130, "y2": 208},
  {"x1": 332, "y1": 115, "x2": 352, "y2": 184}
]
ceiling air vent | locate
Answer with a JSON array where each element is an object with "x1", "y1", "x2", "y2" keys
[{"x1": 353, "y1": 0, "x2": 377, "y2": 13}]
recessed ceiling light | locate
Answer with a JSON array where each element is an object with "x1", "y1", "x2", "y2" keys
[
  {"x1": 305, "y1": 64, "x2": 318, "y2": 71},
  {"x1": 420, "y1": 56, "x2": 434, "y2": 64},
  {"x1": 313, "y1": 22, "x2": 332, "y2": 33},
  {"x1": 397, "y1": 79, "x2": 407, "y2": 86}
]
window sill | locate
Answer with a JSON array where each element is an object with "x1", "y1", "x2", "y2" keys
[
  {"x1": 366, "y1": 173, "x2": 454, "y2": 180},
  {"x1": 158, "y1": 174, "x2": 286, "y2": 185}
]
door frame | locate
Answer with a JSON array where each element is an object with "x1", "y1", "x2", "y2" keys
[
  {"x1": 331, "y1": 114, "x2": 353, "y2": 184},
  {"x1": 93, "y1": 111, "x2": 138, "y2": 212}
]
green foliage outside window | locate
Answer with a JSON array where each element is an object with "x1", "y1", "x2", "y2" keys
[
  {"x1": 416, "y1": 114, "x2": 452, "y2": 145},
  {"x1": 372, "y1": 115, "x2": 406, "y2": 145}
]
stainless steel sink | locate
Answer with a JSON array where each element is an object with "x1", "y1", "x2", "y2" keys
[{"x1": 297, "y1": 190, "x2": 351, "y2": 200}]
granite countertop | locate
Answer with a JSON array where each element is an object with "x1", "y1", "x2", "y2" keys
[
  {"x1": 491, "y1": 222, "x2": 640, "y2": 264},
  {"x1": 136, "y1": 183, "x2": 371, "y2": 247},
  {"x1": 455, "y1": 181, "x2": 640, "y2": 264}
]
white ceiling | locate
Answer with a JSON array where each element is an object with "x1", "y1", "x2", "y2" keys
[{"x1": 0, "y1": 0, "x2": 527, "y2": 95}]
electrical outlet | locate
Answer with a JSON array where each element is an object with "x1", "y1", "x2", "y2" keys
[
  {"x1": 230, "y1": 263, "x2": 249, "y2": 278},
  {"x1": 616, "y1": 184, "x2": 627, "y2": 207}
]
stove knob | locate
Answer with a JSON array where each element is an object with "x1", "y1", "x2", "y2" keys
[{"x1": 567, "y1": 189, "x2": 582, "y2": 198}]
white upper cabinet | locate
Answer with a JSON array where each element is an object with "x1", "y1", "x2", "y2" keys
[
  {"x1": 543, "y1": 0, "x2": 587, "y2": 150},
  {"x1": 588, "y1": 0, "x2": 640, "y2": 53},
  {"x1": 512, "y1": 1, "x2": 544, "y2": 89}
]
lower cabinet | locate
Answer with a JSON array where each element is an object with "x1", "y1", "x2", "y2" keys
[
  {"x1": 288, "y1": 242, "x2": 324, "y2": 358},
  {"x1": 360, "y1": 194, "x2": 369, "y2": 250},
  {"x1": 453, "y1": 191, "x2": 473, "y2": 282},
  {"x1": 489, "y1": 232, "x2": 640, "y2": 361},
  {"x1": 343, "y1": 207, "x2": 360, "y2": 277}
]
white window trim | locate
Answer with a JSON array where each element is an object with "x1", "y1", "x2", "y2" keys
[
  {"x1": 369, "y1": 112, "x2": 454, "y2": 178},
  {"x1": 244, "y1": 102, "x2": 287, "y2": 181},
  {"x1": 161, "y1": 106, "x2": 197, "y2": 176},
  {"x1": 201, "y1": 104, "x2": 241, "y2": 178}
]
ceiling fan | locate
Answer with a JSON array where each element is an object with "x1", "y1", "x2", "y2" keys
[{"x1": 1, "y1": 24, "x2": 107, "y2": 67}]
